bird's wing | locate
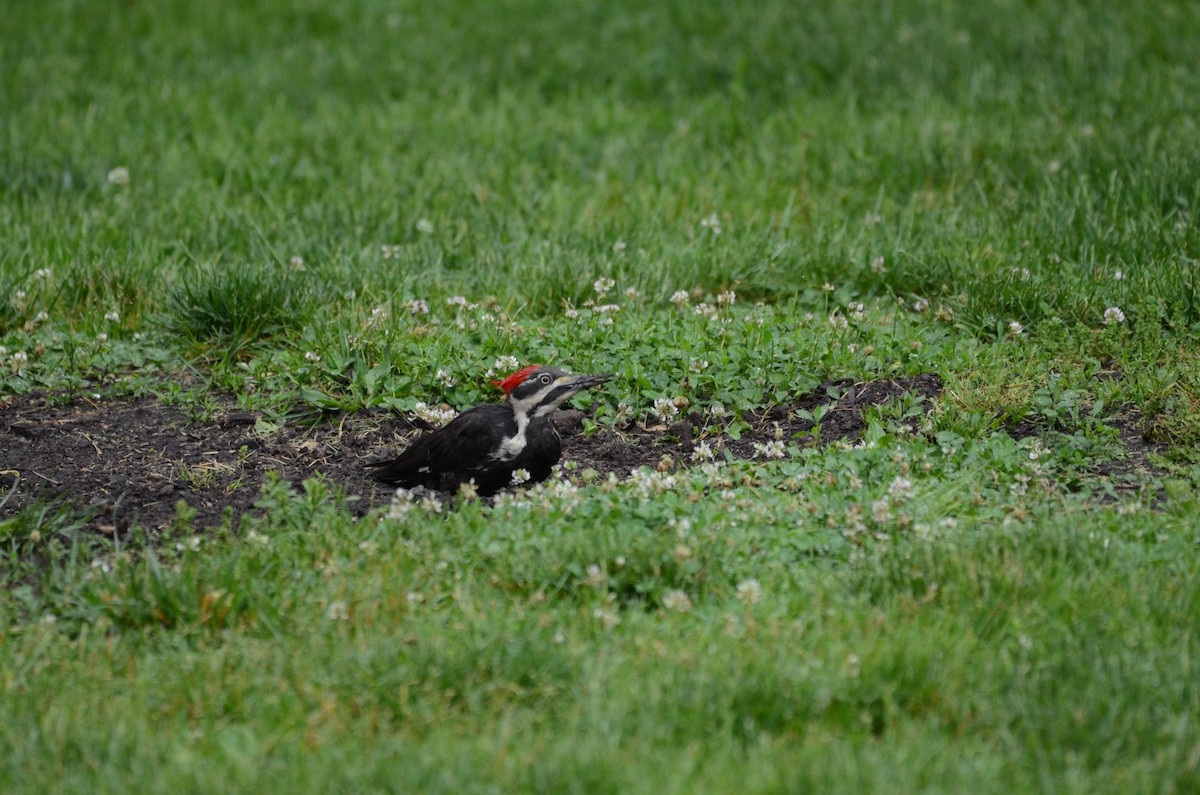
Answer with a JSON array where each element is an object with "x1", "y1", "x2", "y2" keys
[{"x1": 367, "y1": 404, "x2": 510, "y2": 483}]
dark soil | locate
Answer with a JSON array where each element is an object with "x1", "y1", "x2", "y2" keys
[
  {"x1": 575, "y1": 372, "x2": 945, "y2": 474},
  {"x1": 0, "y1": 371, "x2": 1158, "y2": 537},
  {"x1": 1005, "y1": 405, "x2": 1168, "y2": 498}
]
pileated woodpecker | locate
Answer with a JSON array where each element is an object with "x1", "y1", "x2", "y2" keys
[{"x1": 368, "y1": 364, "x2": 612, "y2": 495}]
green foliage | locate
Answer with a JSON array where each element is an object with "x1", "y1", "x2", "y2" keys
[
  {"x1": 164, "y1": 263, "x2": 311, "y2": 358},
  {"x1": 3, "y1": 0, "x2": 1200, "y2": 791},
  {"x1": 0, "y1": 494, "x2": 101, "y2": 596}
]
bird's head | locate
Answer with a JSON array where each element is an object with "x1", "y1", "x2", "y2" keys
[{"x1": 493, "y1": 364, "x2": 613, "y2": 417}]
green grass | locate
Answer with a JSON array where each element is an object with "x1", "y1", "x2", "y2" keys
[{"x1": 3, "y1": 0, "x2": 1200, "y2": 791}]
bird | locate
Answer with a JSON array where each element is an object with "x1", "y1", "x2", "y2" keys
[{"x1": 367, "y1": 364, "x2": 613, "y2": 495}]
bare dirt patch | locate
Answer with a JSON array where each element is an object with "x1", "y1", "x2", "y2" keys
[
  {"x1": 2, "y1": 373, "x2": 942, "y2": 536},
  {"x1": 1005, "y1": 404, "x2": 1169, "y2": 498}
]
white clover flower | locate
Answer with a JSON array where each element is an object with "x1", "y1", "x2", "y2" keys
[
  {"x1": 304, "y1": 351, "x2": 321, "y2": 363},
  {"x1": 388, "y1": 488, "x2": 415, "y2": 519},
  {"x1": 871, "y1": 498, "x2": 891, "y2": 524},
  {"x1": 403, "y1": 299, "x2": 429, "y2": 315},
  {"x1": 1103, "y1": 306, "x2": 1126, "y2": 325},
  {"x1": 593, "y1": 304, "x2": 621, "y2": 314},
  {"x1": 388, "y1": 488, "x2": 442, "y2": 516},
  {"x1": 104, "y1": 311, "x2": 120, "y2": 322},
  {"x1": 95, "y1": 332, "x2": 108, "y2": 343},
  {"x1": 670, "y1": 290, "x2": 690, "y2": 305},
  {"x1": 662, "y1": 589, "x2": 693, "y2": 613},
  {"x1": 651, "y1": 397, "x2": 679, "y2": 422},
  {"x1": 585, "y1": 564, "x2": 606, "y2": 588},
  {"x1": 106, "y1": 166, "x2": 130, "y2": 186},
  {"x1": 326, "y1": 600, "x2": 350, "y2": 621},
  {"x1": 413, "y1": 401, "x2": 457, "y2": 427},
  {"x1": 627, "y1": 467, "x2": 677, "y2": 497},
  {"x1": 1009, "y1": 473, "x2": 1031, "y2": 497},
  {"x1": 694, "y1": 303, "x2": 718, "y2": 318},
  {"x1": 870, "y1": 255, "x2": 887, "y2": 274},
  {"x1": 175, "y1": 536, "x2": 202, "y2": 553},
  {"x1": 736, "y1": 579, "x2": 763, "y2": 605},
  {"x1": 593, "y1": 276, "x2": 616, "y2": 296},
  {"x1": 1116, "y1": 500, "x2": 1143, "y2": 517},
  {"x1": 370, "y1": 306, "x2": 387, "y2": 322},
  {"x1": 848, "y1": 301, "x2": 866, "y2": 321},
  {"x1": 1113, "y1": 270, "x2": 1124, "y2": 281},
  {"x1": 752, "y1": 440, "x2": 786, "y2": 460},
  {"x1": 1008, "y1": 320, "x2": 1024, "y2": 336},
  {"x1": 829, "y1": 313, "x2": 848, "y2": 330},
  {"x1": 511, "y1": 468, "x2": 531, "y2": 485},
  {"x1": 716, "y1": 290, "x2": 736, "y2": 306},
  {"x1": 623, "y1": 287, "x2": 639, "y2": 300},
  {"x1": 245, "y1": 530, "x2": 270, "y2": 547},
  {"x1": 415, "y1": 218, "x2": 435, "y2": 234},
  {"x1": 889, "y1": 476, "x2": 913, "y2": 501},
  {"x1": 540, "y1": 477, "x2": 582, "y2": 510},
  {"x1": 700, "y1": 212, "x2": 722, "y2": 235},
  {"x1": 821, "y1": 282, "x2": 836, "y2": 292},
  {"x1": 33, "y1": 268, "x2": 52, "y2": 281},
  {"x1": 690, "y1": 441, "x2": 715, "y2": 462},
  {"x1": 689, "y1": 359, "x2": 709, "y2": 373},
  {"x1": 494, "y1": 355, "x2": 520, "y2": 372},
  {"x1": 912, "y1": 298, "x2": 929, "y2": 312},
  {"x1": 435, "y1": 368, "x2": 456, "y2": 387},
  {"x1": 446, "y1": 295, "x2": 470, "y2": 307},
  {"x1": 564, "y1": 308, "x2": 579, "y2": 319},
  {"x1": 593, "y1": 606, "x2": 621, "y2": 629},
  {"x1": 491, "y1": 489, "x2": 530, "y2": 510},
  {"x1": 708, "y1": 402, "x2": 727, "y2": 419},
  {"x1": 612, "y1": 240, "x2": 627, "y2": 256}
]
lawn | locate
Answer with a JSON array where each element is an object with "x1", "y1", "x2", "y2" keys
[{"x1": 2, "y1": 0, "x2": 1200, "y2": 792}]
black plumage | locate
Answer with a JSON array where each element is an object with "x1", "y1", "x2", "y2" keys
[
  {"x1": 367, "y1": 403, "x2": 561, "y2": 495},
  {"x1": 367, "y1": 365, "x2": 611, "y2": 496}
]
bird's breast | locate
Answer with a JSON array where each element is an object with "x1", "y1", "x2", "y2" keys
[{"x1": 495, "y1": 413, "x2": 530, "y2": 462}]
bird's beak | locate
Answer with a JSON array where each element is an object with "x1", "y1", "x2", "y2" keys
[{"x1": 562, "y1": 373, "x2": 613, "y2": 392}]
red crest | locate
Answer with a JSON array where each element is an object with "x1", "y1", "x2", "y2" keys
[{"x1": 492, "y1": 364, "x2": 541, "y2": 395}]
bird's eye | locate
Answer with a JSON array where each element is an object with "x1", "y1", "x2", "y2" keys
[{"x1": 540, "y1": 373, "x2": 552, "y2": 384}]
